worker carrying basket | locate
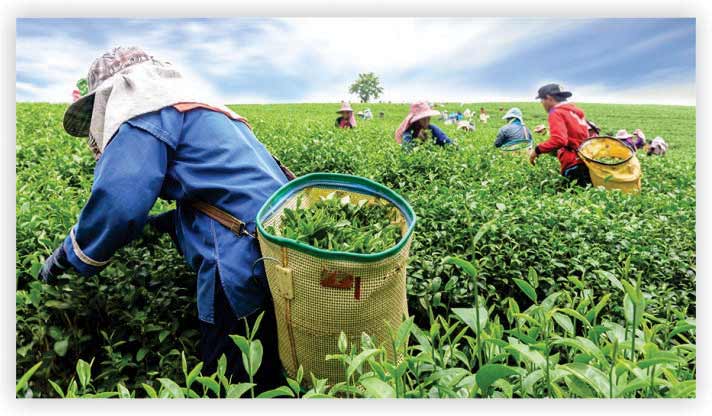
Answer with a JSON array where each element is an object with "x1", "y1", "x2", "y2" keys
[
  {"x1": 255, "y1": 173, "x2": 416, "y2": 384},
  {"x1": 577, "y1": 136, "x2": 642, "y2": 193}
]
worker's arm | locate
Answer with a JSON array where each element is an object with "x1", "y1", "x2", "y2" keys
[
  {"x1": 535, "y1": 111, "x2": 568, "y2": 155},
  {"x1": 55, "y1": 123, "x2": 169, "y2": 277},
  {"x1": 429, "y1": 124, "x2": 452, "y2": 145}
]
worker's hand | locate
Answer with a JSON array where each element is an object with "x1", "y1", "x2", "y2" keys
[
  {"x1": 39, "y1": 245, "x2": 71, "y2": 284},
  {"x1": 534, "y1": 124, "x2": 547, "y2": 135},
  {"x1": 529, "y1": 149, "x2": 538, "y2": 166}
]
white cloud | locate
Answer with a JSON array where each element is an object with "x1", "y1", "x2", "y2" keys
[
  {"x1": 15, "y1": 18, "x2": 695, "y2": 106},
  {"x1": 15, "y1": 35, "x2": 99, "y2": 102},
  {"x1": 572, "y1": 81, "x2": 695, "y2": 105}
]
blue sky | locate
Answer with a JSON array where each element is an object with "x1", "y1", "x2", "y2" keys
[{"x1": 16, "y1": 18, "x2": 695, "y2": 105}]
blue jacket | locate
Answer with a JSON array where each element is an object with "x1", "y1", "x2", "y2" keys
[
  {"x1": 61, "y1": 107, "x2": 288, "y2": 323},
  {"x1": 494, "y1": 119, "x2": 533, "y2": 148},
  {"x1": 402, "y1": 124, "x2": 451, "y2": 149}
]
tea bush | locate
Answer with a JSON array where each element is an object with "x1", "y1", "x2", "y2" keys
[{"x1": 16, "y1": 102, "x2": 695, "y2": 397}]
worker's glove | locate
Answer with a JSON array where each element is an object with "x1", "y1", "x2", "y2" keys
[
  {"x1": 39, "y1": 245, "x2": 71, "y2": 284},
  {"x1": 147, "y1": 210, "x2": 176, "y2": 235}
]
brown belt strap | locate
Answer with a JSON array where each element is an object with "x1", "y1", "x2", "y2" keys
[
  {"x1": 189, "y1": 153, "x2": 294, "y2": 238},
  {"x1": 190, "y1": 200, "x2": 254, "y2": 237}
]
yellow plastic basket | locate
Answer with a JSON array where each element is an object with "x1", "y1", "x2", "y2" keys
[
  {"x1": 255, "y1": 173, "x2": 416, "y2": 384},
  {"x1": 578, "y1": 137, "x2": 642, "y2": 193}
]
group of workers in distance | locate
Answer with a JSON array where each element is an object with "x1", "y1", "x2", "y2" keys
[
  {"x1": 335, "y1": 83, "x2": 668, "y2": 188},
  {"x1": 42, "y1": 47, "x2": 672, "y2": 395}
]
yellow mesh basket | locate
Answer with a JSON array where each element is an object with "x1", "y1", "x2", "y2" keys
[
  {"x1": 578, "y1": 136, "x2": 642, "y2": 193},
  {"x1": 255, "y1": 173, "x2": 416, "y2": 384}
]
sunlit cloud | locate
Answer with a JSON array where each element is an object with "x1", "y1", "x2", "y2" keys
[{"x1": 16, "y1": 18, "x2": 695, "y2": 105}]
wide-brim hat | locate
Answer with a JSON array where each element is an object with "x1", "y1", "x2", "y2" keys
[
  {"x1": 615, "y1": 129, "x2": 633, "y2": 139},
  {"x1": 337, "y1": 102, "x2": 354, "y2": 113},
  {"x1": 409, "y1": 101, "x2": 441, "y2": 123},
  {"x1": 63, "y1": 46, "x2": 152, "y2": 137}
]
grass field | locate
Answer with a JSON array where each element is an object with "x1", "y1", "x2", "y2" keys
[{"x1": 16, "y1": 102, "x2": 696, "y2": 398}]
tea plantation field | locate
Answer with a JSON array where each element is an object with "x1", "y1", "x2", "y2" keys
[{"x1": 16, "y1": 102, "x2": 696, "y2": 398}]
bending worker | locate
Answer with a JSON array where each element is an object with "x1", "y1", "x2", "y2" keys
[
  {"x1": 395, "y1": 101, "x2": 452, "y2": 149},
  {"x1": 529, "y1": 83, "x2": 592, "y2": 186},
  {"x1": 335, "y1": 101, "x2": 357, "y2": 129},
  {"x1": 494, "y1": 107, "x2": 532, "y2": 148},
  {"x1": 38, "y1": 46, "x2": 288, "y2": 390}
]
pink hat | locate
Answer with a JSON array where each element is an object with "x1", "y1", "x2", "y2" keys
[
  {"x1": 337, "y1": 101, "x2": 354, "y2": 113},
  {"x1": 615, "y1": 129, "x2": 633, "y2": 139},
  {"x1": 633, "y1": 128, "x2": 646, "y2": 141},
  {"x1": 394, "y1": 101, "x2": 442, "y2": 143},
  {"x1": 336, "y1": 101, "x2": 356, "y2": 127}
]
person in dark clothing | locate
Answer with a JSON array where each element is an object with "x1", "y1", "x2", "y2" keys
[
  {"x1": 494, "y1": 107, "x2": 533, "y2": 148},
  {"x1": 39, "y1": 46, "x2": 287, "y2": 391}
]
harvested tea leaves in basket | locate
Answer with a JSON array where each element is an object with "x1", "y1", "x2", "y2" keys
[
  {"x1": 266, "y1": 191, "x2": 403, "y2": 254},
  {"x1": 595, "y1": 156, "x2": 627, "y2": 164}
]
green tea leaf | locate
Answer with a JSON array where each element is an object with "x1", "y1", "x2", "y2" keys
[
  {"x1": 226, "y1": 383, "x2": 255, "y2": 398},
  {"x1": 452, "y1": 306, "x2": 489, "y2": 335},
  {"x1": 16, "y1": 361, "x2": 42, "y2": 395},
  {"x1": 257, "y1": 386, "x2": 295, "y2": 398},
  {"x1": 359, "y1": 376, "x2": 396, "y2": 398},
  {"x1": 158, "y1": 378, "x2": 184, "y2": 398},
  {"x1": 513, "y1": 278, "x2": 537, "y2": 303},
  {"x1": 53, "y1": 339, "x2": 69, "y2": 357},
  {"x1": 476, "y1": 364, "x2": 521, "y2": 393}
]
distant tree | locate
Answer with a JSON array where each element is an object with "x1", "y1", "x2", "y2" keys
[{"x1": 349, "y1": 73, "x2": 384, "y2": 103}]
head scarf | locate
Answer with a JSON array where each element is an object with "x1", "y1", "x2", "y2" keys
[
  {"x1": 88, "y1": 60, "x2": 243, "y2": 158},
  {"x1": 394, "y1": 101, "x2": 441, "y2": 144},
  {"x1": 65, "y1": 47, "x2": 244, "y2": 159}
]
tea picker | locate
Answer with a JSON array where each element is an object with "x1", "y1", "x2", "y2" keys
[
  {"x1": 395, "y1": 101, "x2": 452, "y2": 150},
  {"x1": 335, "y1": 101, "x2": 357, "y2": 129},
  {"x1": 38, "y1": 46, "x2": 292, "y2": 390},
  {"x1": 528, "y1": 83, "x2": 593, "y2": 187},
  {"x1": 494, "y1": 107, "x2": 533, "y2": 150}
]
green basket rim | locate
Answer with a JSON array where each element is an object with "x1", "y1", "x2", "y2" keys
[
  {"x1": 578, "y1": 136, "x2": 634, "y2": 166},
  {"x1": 499, "y1": 139, "x2": 533, "y2": 152},
  {"x1": 256, "y1": 173, "x2": 416, "y2": 263}
]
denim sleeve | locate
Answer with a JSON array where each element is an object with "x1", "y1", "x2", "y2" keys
[
  {"x1": 430, "y1": 124, "x2": 452, "y2": 145},
  {"x1": 62, "y1": 123, "x2": 169, "y2": 276},
  {"x1": 401, "y1": 129, "x2": 413, "y2": 144}
]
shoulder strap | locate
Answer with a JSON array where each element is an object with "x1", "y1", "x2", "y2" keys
[
  {"x1": 271, "y1": 154, "x2": 297, "y2": 181},
  {"x1": 523, "y1": 123, "x2": 531, "y2": 141}
]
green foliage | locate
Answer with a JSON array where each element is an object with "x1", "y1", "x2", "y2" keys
[
  {"x1": 348, "y1": 72, "x2": 384, "y2": 103},
  {"x1": 16, "y1": 101, "x2": 695, "y2": 398}
]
